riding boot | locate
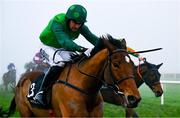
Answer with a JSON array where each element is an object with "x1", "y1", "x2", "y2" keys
[{"x1": 34, "y1": 66, "x2": 63, "y2": 106}]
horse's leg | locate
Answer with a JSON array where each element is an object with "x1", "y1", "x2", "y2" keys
[
  {"x1": 58, "y1": 100, "x2": 89, "y2": 117},
  {"x1": 52, "y1": 85, "x2": 90, "y2": 117},
  {"x1": 90, "y1": 102, "x2": 103, "y2": 117},
  {"x1": 5, "y1": 84, "x2": 8, "y2": 91},
  {"x1": 51, "y1": 96, "x2": 62, "y2": 117},
  {"x1": 90, "y1": 95, "x2": 103, "y2": 117},
  {"x1": 132, "y1": 111, "x2": 139, "y2": 118},
  {"x1": 15, "y1": 91, "x2": 33, "y2": 117},
  {"x1": 125, "y1": 108, "x2": 134, "y2": 118},
  {"x1": 15, "y1": 82, "x2": 34, "y2": 117},
  {"x1": 16, "y1": 100, "x2": 33, "y2": 116},
  {"x1": 125, "y1": 108, "x2": 139, "y2": 118},
  {"x1": 54, "y1": 95, "x2": 88, "y2": 116}
]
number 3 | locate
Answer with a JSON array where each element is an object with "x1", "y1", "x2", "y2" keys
[{"x1": 27, "y1": 83, "x2": 35, "y2": 97}]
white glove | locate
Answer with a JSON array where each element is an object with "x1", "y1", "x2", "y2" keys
[{"x1": 84, "y1": 48, "x2": 93, "y2": 57}]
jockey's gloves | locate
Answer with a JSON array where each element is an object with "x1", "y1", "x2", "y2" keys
[{"x1": 84, "y1": 48, "x2": 93, "y2": 57}]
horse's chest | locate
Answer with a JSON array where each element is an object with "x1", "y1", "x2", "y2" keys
[{"x1": 67, "y1": 99, "x2": 79, "y2": 110}]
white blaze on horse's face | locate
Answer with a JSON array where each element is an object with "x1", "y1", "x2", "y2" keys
[{"x1": 125, "y1": 56, "x2": 130, "y2": 63}]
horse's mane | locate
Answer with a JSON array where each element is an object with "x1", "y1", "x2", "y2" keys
[
  {"x1": 91, "y1": 34, "x2": 127, "y2": 56},
  {"x1": 136, "y1": 61, "x2": 156, "y2": 70},
  {"x1": 107, "y1": 34, "x2": 127, "y2": 49}
]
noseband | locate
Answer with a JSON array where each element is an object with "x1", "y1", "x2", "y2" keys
[{"x1": 104, "y1": 49, "x2": 134, "y2": 94}]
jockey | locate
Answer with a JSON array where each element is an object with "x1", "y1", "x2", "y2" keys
[
  {"x1": 7, "y1": 63, "x2": 15, "y2": 71},
  {"x1": 32, "y1": 4, "x2": 99, "y2": 106},
  {"x1": 33, "y1": 52, "x2": 44, "y2": 65}
]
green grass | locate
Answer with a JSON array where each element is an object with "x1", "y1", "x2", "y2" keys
[
  {"x1": 104, "y1": 84, "x2": 180, "y2": 117},
  {"x1": 0, "y1": 83, "x2": 180, "y2": 117}
]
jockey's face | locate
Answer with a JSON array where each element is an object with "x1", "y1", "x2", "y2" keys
[{"x1": 69, "y1": 20, "x2": 82, "y2": 32}]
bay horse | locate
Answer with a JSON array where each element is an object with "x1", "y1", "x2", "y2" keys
[
  {"x1": 24, "y1": 61, "x2": 50, "y2": 73},
  {"x1": 34, "y1": 62, "x2": 50, "y2": 73},
  {"x1": 100, "y1": 59, "x2": 163, "y2": 117},
  {"x1": 7, "y1": 35, "x2": 141, "y2": 117},
  {"x1": 2, "y1": 69, "x2": 16, "y2": 91},
  {"x1": 24, "y1": 61, "x2": 36, "y2": 73}
]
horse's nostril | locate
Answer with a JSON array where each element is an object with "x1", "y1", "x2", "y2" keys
[
  {"x1": 156, "y1": 91, "x2": 163, "y2": 97},
  {"x1": 127, "y1": 96, "x2": 141, "y2": 108},
  {"x1": 127, "y1": 95, "x2": 136, "y2": 105}
]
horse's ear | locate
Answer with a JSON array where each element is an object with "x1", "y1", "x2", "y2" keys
[
  {"x1": 144, "y1": 60, "x2": 150, "y2": 66},
  {"x1": 101, "y1": 35, "x2": 116, "y2": 52},
  {"x1": 107, "y1": 34, "x2": 113, "y2": 40},
  {"x1": 121, "y1": 38, "x2": 127, "y2": 49},
  {"x1": 156, "y1": 63, "x2": 163, "y2": 69}
]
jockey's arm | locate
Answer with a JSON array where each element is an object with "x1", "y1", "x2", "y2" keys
[
  {"x1": 51, "y1": 21, "x2": 84, "y2": 52},
  {"x1": 80, "y1": 25, "x2": 99, "y2": 46}
]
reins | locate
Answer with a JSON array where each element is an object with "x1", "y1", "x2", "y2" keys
[
  {"x1": 75, "y1": 49, "x2": 134, "y2": 95},
  {"x1": 56, "y1": 49, "x2": 135, "y2": 96},
  {"x1": 56, "y1": 55, "x2": 105, "y2": 96},
  {"x1": 77, "y1": 56, "x2": 108, "y2": 85}
]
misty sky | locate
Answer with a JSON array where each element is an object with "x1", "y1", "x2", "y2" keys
[{"x1": 0, "y1": 0, "x2": 180, "y2": 82}]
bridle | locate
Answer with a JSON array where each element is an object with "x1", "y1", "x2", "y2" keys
[
  {"x1": 141, "y1": 62, "x2": 161, "y2": 88},
  {"x1": 77, "y1": 49, "x2": 134, "y2": 96}
]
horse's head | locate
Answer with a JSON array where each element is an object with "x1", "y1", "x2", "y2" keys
[
  {"x1": 140, "y1": 60, "x2": 163, "y2": 97},
  {"x1": 100, "y1": 35, "x2": 141, "y2": 108}
]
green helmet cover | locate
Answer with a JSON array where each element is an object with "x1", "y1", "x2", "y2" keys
[{"x1": 66, "y1": 4, "x2": 87, "y2": 23}]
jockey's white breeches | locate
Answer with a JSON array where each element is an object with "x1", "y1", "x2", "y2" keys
[{"x1": 40, "y1": 44, "x2": 77, "y2": 67}]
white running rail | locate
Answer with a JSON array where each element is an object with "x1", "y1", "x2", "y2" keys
[{"x1": 160, "y1": 80, "x2": 180, "y2": 105}]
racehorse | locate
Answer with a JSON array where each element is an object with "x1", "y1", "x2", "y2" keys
[
  {"x1": 24, "y1": 61, "x2": 50, "y2": 73},
  {"x1": 24, "y1": 61, "x2": 36, "y2": 73},
  {"x1": 100, "y1": 59, "x2": 163, "y2": 117},
  {"x1": 34, "y1": 62, "x2": 50, "y2": 73},
  {"x1": 2, "y1": 70, "x2": 16, "y2": 91},
  {"x1": 7, "y1": 35, "x2": 141, "y2": 117},
  {"x1": 0, "y1": 106, "x2": 8, "y2": 117}
]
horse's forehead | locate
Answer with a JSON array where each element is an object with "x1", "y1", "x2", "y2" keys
[
  {"x1": 112, "y1": 53, "x2": 130, "y2": 62},
  {"x1": 149, "y1": 64, "x2": 159, "y2": 71}
]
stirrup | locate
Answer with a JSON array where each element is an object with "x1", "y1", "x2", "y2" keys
[
  {"x1": 33, "y1": 91, "x2": 46, "y2": 106},
  {"x1": 33, "y1": 91, "x2": 43, "y2": 100}
]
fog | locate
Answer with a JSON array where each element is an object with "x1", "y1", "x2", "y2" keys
[{"x1": 0, "y1": 0, "x2": 180, "y2": 83}]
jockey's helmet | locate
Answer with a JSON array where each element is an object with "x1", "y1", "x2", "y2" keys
[
  {"x1": 66, "y1": 4, "x2": 87, "y2": 24},
  {"x1": 33, "y1": 52, "x2": 44, "y2": 64},
  {"x1": 7, "y1": 63, "x2": 15, "y2": 70}
]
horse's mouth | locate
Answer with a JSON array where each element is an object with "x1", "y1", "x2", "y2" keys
[
  {"x1": 152, "y1": 88, "x2": 163, "y2": 97},
  {"x1": 155, "y1": 91, "x2": 163, "y2": 97},
  {"x1": 125, "y1": 96, "x2": 141, "y2": 108},
  {"x1": 127, "y1": 99, "x2": 141, "y2": 108}
]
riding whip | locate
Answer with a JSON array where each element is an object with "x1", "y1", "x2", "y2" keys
[{"x1": 129, "y1": 48, "x2": 162, "y2": 54}]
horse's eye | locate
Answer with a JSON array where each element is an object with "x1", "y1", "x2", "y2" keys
[{"x1": 112, "y1": 62, "x2": 120, "y2": 68}]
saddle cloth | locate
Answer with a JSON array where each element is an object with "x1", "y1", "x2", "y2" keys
[{"x1": 27, "y1": 74, "x2": 52, "y2": 109}]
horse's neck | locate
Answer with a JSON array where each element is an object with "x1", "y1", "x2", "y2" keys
[
  {"x1": 134, "y1": 65, "x2": 147, "y2": 88},
  {"x1": 83, "y1": 49, "x2": 108, "y2": 77},
  {"x1": 76, "y1": 49, "x2": 109, "y2": 92}
]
